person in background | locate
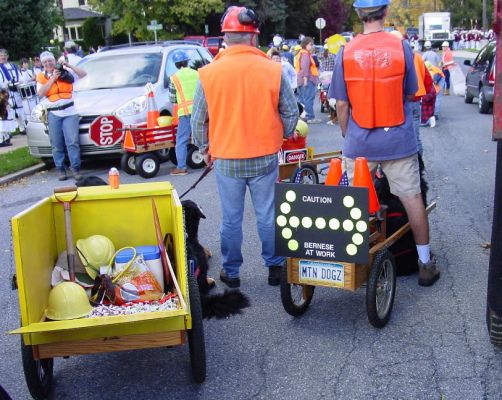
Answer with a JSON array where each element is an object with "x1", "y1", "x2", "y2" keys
[
  {"x1": 191, "y1": 6, "x2": 298, "y2": 288},
  {"x1": 36, "y1": 51, "x2": 87, "y2": 181},
  {"x1": 421, "y1": 41, "x2": 440, "y2": 67},
  {"x1": 321, "y1": 44, "x2": 336, "y2": 72},
  {"x1": 32, "y1": 56, "x2": 44, "y2": 75},
  {"x1": 0, "y1": 48, "x2": 26, "y2": 133},
  {"x1": 0, "y1": 88, "x2": 16, "y2": 146},
  {"x1": 425, "y1": 61, "x2": 445, "y2": 120},
  {"x1": 441, "y1": 41, "x2": 454, "y2": 95},
  {"x1": 168, "y1": 50, "x2": 199, "y2": 176},
  {"x1": 271, "y1": 50, "x2": 297, "y2": 92},
  {"x1": 330, "y1": 0, "x2": 440, "y2": 286},
  {"x1": 62, "y1": 41, "x2": 82, "y2": 65},
  {"x1": 281, "y1": 44, "x2": 294, "y2": 66},
  {"x1": 295, "y1": 36, "x2": 320, "y2": 123},
  {"x1": 19, "y1": 58, "x2": 34, "y2": 82}
]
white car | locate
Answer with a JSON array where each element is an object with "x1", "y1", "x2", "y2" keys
[{"x1": 28, "y1": 41, "x2": 212, "y2": 166}]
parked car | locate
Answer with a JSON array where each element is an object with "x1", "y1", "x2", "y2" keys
[
  {"x1": 27, "y1": 41, "x2": 213, "y2": 165},
  {"x1": 184, "y1": 36, "x2": 224, "y2": 56},
  {"x1": 464, "y1": 40, "x2": 496, "y2": 114}
]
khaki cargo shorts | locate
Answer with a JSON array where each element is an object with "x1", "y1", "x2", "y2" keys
[{"x1": 343, "y1": 154, "x2": 421, "y2": 198}]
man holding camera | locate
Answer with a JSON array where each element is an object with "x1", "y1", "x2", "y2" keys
[{"x1": 36, "y1": 51, "x2": 87, "y2": 181}]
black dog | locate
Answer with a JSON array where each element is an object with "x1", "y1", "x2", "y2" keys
[
  {"x1": 75, "y1": 175, "x2": 107, "y2": 187},
  {"x1": 182, "y1": 199, "x2": 250, "y2": 319},
  {"x1": 375, "y1": 155, "x2": 429, "y2": 276}
]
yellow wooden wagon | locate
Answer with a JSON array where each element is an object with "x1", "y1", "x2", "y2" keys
[{"x1": 9, "y1": 182, "x2": 205, "y2": 399}]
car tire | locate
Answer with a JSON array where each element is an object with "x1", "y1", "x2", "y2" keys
[
  {"x1": 135, "y1": 152, "x2": 160, "y2": 179},
  {"x1": 40, "y1": 158, "x2": 54, "y2": 168},
  {"x1": 464, "y1": 87, "x2": 474, "y2": 104},
  {"x1": 478, "y1": 86, "x2": 491, "y2": 114}
]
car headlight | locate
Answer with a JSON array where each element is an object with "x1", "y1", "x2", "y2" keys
[
  {"x1": 30, "y1": 103, "x2": 45, "y2": 122},
  {"x1": 115, "y1": 95, "x2": 147, "y2": 118}
]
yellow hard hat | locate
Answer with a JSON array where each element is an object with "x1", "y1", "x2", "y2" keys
[
  {"x1": 157, "y1": 116, "x2": 173, "y2": 127},
  {"x1": 295, "y1": 119, "x2": 309, "y2": 137},
  {"x1": 46, "y1": 282, "x2": 92, "y2": 320},
  {"x1": 294, "y1": 44, "x2": 302, "y2": 52},
  {"x1": 76, "y1": 235, "x2": 115, "y2": 279}
]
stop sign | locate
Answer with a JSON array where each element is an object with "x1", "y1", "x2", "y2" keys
[{"x1": 89, "y1": 115, "x2": 124, "y2": 147}]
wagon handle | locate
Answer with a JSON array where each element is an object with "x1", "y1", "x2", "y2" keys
[{"x1": 54, "y1": 186, "x2": 78, "y2": 194}]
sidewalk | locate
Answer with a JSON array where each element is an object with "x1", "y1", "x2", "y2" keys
[
  {"x1": 0, "y1": 134, "x2": 28, "y2": 154},
  {"x1": 453, "y1": 50, "x2": 477, "y2": 59}
]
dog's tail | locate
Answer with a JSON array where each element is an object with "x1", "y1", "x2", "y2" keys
[{"x1": 201, "y1": 290, "x2": 250, "y2": 319}]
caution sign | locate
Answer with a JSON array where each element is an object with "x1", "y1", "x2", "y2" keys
[{"x1": 275, "y1": 183, "x2": 369, "y2": 264}]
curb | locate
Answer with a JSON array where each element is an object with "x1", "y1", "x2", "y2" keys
[{"x1": 0, "y1": 163, "x2": 48, "y2": 186}]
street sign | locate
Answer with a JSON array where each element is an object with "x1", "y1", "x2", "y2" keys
[
  {"x1": 147, "y1": 21, "x2": 163, "y2": 43},
  {"x1": 315, "y1": 17, "x2": 326, "y2": 30},
  {"x1": 89, "y1": 115, "x2": 124, "y2": 147}
]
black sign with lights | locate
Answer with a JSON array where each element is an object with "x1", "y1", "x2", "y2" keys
[{"x1": 275, "y1": 183, "x2": 369, "y2": 264}]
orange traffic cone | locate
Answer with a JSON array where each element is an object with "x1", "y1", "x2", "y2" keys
[
  {"x1": 325, "y1": 158, "x2": 342, "y2": 186},
  {"x1": 353, "y1": 157, "x2": 380, "y2": 214},
  {"x1": 172, "y1": 104, "x2": 179, "y2": 126},
  {"x1": 123, "y1": 129, "x2": 136, "y2": 151},
  {"x1": 146, "y1": 91, "x2": 160, "y2": 129}
]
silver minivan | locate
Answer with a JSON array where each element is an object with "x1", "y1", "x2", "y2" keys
[{"x1": 27, "y1": 41, "x2": 212, "y2": 165}]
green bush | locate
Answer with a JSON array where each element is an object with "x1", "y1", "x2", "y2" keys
[{"x1": 82, "y1": 17, "x2": 105, "y2": 49}]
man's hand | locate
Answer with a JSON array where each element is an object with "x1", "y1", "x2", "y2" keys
[
  {"x1": 203, "y1": 153, "x2": 213, "y2": 167},
  {"x1": 51, "y1": 70, "x2": 61, "y2": 81}
]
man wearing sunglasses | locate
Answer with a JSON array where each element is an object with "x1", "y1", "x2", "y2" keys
[{"x1": 192, "y1": 6, "x2": 299, "y2": 288}]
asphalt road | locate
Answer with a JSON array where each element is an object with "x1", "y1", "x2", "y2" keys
[{"x1": 1, "y1": 83, "x2": 501, "y2": 399}]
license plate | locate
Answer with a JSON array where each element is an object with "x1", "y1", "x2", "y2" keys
[{"x1": 298, "y1": 260, "x2": 344, "y2": 287}]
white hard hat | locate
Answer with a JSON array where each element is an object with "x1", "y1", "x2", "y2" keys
[
  {"x1": 272, "y1": 35, "x2": 283, "y2": 47},
  {"x1": 441, "y1": 41, "x2": 449, "y2": 47},
  {"x1": 424, "y1": 40, "x2": 432, "y2": 48},
  {"x1": 64, "y1": 40, "x2": 77, "y2": 49}
]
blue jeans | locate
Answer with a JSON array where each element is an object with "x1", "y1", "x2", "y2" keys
[
  {"x1": 434, "y1": 79, "x2": 444, "y2": 117},
  {"x1": 411, "y1": 101, "x2": 423, "y2": 156},
  {"x1": 47, "y1": 112, "x2": 80, "y2": 171},
  {"x1": 298, "y1": 81, "x2": 316, "y2": 120},
  {"x1": 215, "y1": 162, "x2": 284, "y2": 278},
  {"x1": 175, "y1": 115, "x2": 191, "y2": 169}
]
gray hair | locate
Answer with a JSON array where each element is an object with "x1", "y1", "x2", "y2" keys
[
  {"x1": 40, "y1": 51, "x2": 55, "y2": 62},
  {"x1": 0, "y1": 49, "x2": 8, "y2": 56},
  {"x1": 224, "y1": 32, "x2": 255, "y2": 45}
]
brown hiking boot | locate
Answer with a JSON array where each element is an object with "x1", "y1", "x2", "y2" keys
[
  {"x1": 418, "y1": 255, "x2": 440, "y2": 286},
  {"x1": 444, "y1": 88, "x2": 450, "y2": 96}
]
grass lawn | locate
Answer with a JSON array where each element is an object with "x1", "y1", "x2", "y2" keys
[{"x1": 0, "y1": 147, "x2": 40, "y2": 177}]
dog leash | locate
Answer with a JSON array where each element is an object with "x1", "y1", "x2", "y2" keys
[{"x1": 179, "y1": 164, "x2": 214, "y2": 200}]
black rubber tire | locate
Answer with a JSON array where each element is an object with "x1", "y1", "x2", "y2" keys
[
  {"x1": 120, "y1": 153, "x2": 137, "y2": 175},
  {"x1": 168, "y1": 148, "x2": 177, "y2": 166},
  {"x1": 487, "y1": 305, "x2": 502, "y2": 347},
  {"x1": 464, "y1": 87, "x2": 474, "y2": 104},
  {"x1": 0, "y1": 384, "x2": 12, "y2": 400},
  {"x1": 280, "y1": 264, "x2": 315, "y2": 316},
  {"x1": 366, "y1": 249, "x2": 396, "y2": 328},
  {"x1": 156, "y1": 148, "x2": 171, "y2": 163},
  {"x1": 478, "y1": 86, "x2": 491, "y2": 114},
  {"x1": 187, "y1": 275, "x2": 206, "y2": 383},
  {"x1": 21, "y1": 340, "x2": 53, "y2": 400},
  {"x1": 40, "y1": 158, "x2": 54, "y2": 168},
  {"x1": 186, "y1": 144, "x2": 206, "y2": 169},
  {"x1": 135, "y1": 152, "x2": 160, "y2": 179},
  {"x1": 290, "y1": 164, "x2": 319, "y2": 184}
]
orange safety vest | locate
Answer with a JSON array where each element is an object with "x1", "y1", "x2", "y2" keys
[
  {"x1": 343, "y1": 32, "x2": 406, "y2": 129},
  {"x1": 294, "y1": 49, "x2": 319, "y2": 77},
  {"x1": 413, "y1": 52, "x2": 426, "y2": 97},
  {"x1": 36, "y1": 72, "x2": 73, "y2": 102},
  {"x1": 198, "y1": 45, "x2": 283, "y2": 159},
  {"x1": 442, "y1": 49, "x2": 454, "y2": 70}
]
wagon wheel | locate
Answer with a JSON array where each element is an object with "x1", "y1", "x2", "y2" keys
[
  {"x1": 290, "y1": 164, "x2": 319, "y2": 184},
  {"x1": 135, "y1": 152, "x2": 160, "y2": 179},
  {"x1": 120, "y1": 153, "x2": 137, "y2": 175},
  {"x1": 280, "y1": 264, "x2": 315, "y2": 316},
  {"x1": 186, "y1": 144, "x2": 206, "y2": 169},
  {"x1": 21, "y1": 339, "x2": 53, "y2": 400},
  {"x1": 156, "y1": 148, "x2": 171, "y2": 163},
  {"x1": 168, "y1": 148, "x2": 177, "y2": 166},
  {"x1": 487, "y1": 305, "x2": 502, "y2": 347},
  {"x1": 366, "y1": 249, "x2": 396, "y2": 328},
  {"x1": 186, "y1": 275, "x2": 206, "y2": 383}
]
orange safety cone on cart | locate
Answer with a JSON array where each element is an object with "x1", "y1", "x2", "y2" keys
[
  {"x1": 123, "y1": 129, "x2": 136, "y2": 151},
  {"x1": 325, "y1": 158, "x2": 342, "y2": 186},
  {"x1": 146, "y1": 91, "x2": 160, "y2": 129},
  {"x1": 172, "y1": 104, "x2": 179, "y2": 126},
  {"x1": 353, "y1": 157, "x2": 380, "y2": 214}
]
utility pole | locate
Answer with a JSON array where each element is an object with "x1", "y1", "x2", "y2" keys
[{"x1": 483, "y1": 0, "x2": 488, "y2": 30}]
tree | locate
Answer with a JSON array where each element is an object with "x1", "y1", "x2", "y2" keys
[
  {"x1": 89, "y1": 0, "x2": 225, "y2": 40},
  {"x1": 82, "y1": 18, "x2": 105, "y2": 49},
  {"x1": 319, "y1": 0, "x2": 349, "y2": 37},
  {"x1": 0, "y1": 0, "x2": 60, "y2": 60}
]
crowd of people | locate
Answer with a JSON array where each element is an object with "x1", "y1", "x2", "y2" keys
[{"x1": 452, "y1": 29, "x2": 495, "y2": 50}]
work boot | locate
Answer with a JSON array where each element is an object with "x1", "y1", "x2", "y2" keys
[
  {"x1": 70, "y1": 168, "x2": 82, "y2": 180},
  {"x1": 219, "y1": 269, "x2": 240, "y2": 288},
  {"x1": 268, "y1": 265, "x2": 282, "y2": 286},
  {"x1": 444, "y1": 88, "x2": 450, "y2": 96},
  {"x1": 58, "y1": 168, "x2": 68, "y2": 181},
  {"x1": 418, "y1": 255, "x2": 440, "y2": 287}
]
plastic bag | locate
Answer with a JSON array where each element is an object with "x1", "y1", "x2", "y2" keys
[
  {"x1": 450, "y1": 65, "x2": 466, "y2": 96},
  {"x1": 113, "y1": 255, "x2": 163, "y2": 305}
]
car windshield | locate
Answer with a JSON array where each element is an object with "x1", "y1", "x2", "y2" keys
[{"x1": 74, "y1": 53, "x2": 162, "y2": 91}]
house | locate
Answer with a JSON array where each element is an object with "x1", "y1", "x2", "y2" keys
[{"x1": 54, "y1": 0, "x2": 111, "y2": 43}]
